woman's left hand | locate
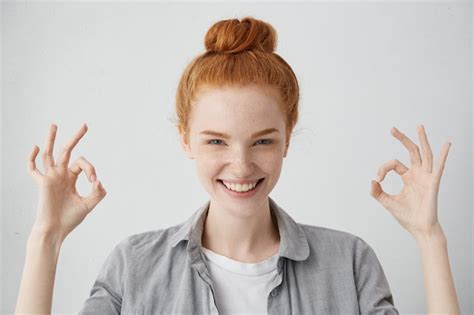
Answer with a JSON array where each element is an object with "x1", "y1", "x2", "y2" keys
[{"x1": 370, "y1": 125, "x2": 452, "y2": 239}]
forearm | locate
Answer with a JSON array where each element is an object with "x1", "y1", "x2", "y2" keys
[
  {"x1": 15, "y1": 229, "x2": 62, "y2": 314},
  {"x1": 414, "y1": 224, "x2": 461, "y2": 315}
]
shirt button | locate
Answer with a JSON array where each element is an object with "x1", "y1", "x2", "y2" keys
[{"x1": 271, "y1": 289, "x2": 278, "y2": 297}]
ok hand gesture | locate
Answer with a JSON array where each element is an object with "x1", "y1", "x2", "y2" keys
[
  {"x1": 370, "y1": 125, "x2": 452, "y2": 239},
  {"x1": 27, "y1": 123, "x2": 107, "y2": 243}
]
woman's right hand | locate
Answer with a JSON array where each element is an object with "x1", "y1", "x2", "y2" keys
[{"x1": 27, "y1": 123, "x2": 107, "y2": 243}]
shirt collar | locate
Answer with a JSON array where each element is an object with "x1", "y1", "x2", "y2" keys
[{"x1": 170, "y1": 196, "x2": 310, "y2": 262}]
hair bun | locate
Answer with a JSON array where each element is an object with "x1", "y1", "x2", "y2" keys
[{"x1": 204, "y1": 16, "x2": 277, "y2": 54}]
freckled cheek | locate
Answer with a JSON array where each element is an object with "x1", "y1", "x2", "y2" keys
[
  {"x1": 196, "y1": 152, "x2": 223, "y2": 163},
  {"x1": 261, "y1": 155, "x2": 284, "y2": 172},
  {"x1": 195, "y1": 156, "x2": 223, "y2": 179}
]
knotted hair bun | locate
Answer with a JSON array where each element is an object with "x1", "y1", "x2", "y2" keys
[
  {"x1": 204, "y1": 16, "x2": 277, "y2": 54},
  {"x1": 175, "y1": 16, "x2": 299, "y2": 145}
]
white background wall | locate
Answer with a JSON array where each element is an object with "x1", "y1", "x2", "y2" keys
[{"x1": 2, "y1": 1, "x2": 472, "y2": 314}]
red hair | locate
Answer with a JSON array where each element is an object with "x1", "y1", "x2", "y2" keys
[{"x1": 175, "y1": 16, "x2": 300, "y2": 147}]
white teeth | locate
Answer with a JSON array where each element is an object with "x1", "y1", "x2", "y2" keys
[{"x1": 222, "y1": 180, "x2": 259, "y2": 192}]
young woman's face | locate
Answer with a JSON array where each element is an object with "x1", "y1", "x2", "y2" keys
[{"x1": 180, "y1": 84, "x2": 289, "y2": 212}]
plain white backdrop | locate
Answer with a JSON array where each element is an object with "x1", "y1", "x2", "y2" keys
[{"x1": 1, "y1": 1, "x2": 472, "y2": 313}]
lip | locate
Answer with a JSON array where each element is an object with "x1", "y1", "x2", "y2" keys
[{"x1": 217, "y1": 178, "x2": 265, "y2": 199}]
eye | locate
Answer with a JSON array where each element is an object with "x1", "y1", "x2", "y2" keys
[
  {"x1": 255, "y1": 139, "x2": 273, "y2": 145},
  {"x1": 208, "y1": 139, "x2": 224, "y2": 145}
]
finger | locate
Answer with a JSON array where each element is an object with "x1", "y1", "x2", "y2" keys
[
  {"x1": 27, "y1": 145, "x2": 44, "y2": 182},
  {"x1": 370, "y1": 180, "x2": 398, "y2": 213},
  {"x1": 376, "y1": 159, "x2": 409, "y2": 182},
  {"x1": 391, "y1": 127, "x2": 422, "y2": 167},
  {"x1": 69, "y1": 156, "x2": 97, "y2": 183},
  {"x1": 433, "y1": 141, "x2": 452, "y2": 181},
  {"x1": 81, "y1": 180, "x2": 107, "y2": 214},
  {"x1": 417, "y1": 124, "x2": 433, "y2": 173},
  {"x1": 58, "y1": 123, "x2": 88, "y2": 168},
  {"x1": 42, "y1": 123, "x2": 58, "y2": 170}
]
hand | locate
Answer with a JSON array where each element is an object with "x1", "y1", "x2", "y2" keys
[
  {"x1": 370, "y1": 125, "x2": 452, "y2": 239},
  {"x1": 27, "y1": 123, "x2": 107, "y2": 243}
]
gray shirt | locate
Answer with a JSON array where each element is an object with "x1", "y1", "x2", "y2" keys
[{"x1": 78, "y1": 197, "x2": 399, "y2": 314}]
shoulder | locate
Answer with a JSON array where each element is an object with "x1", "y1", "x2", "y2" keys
[
  {"x1": 298, "y1": 222, "x2": 365, "y2": 245},
  {"x1": 297, "y1": 223, "x2": 376, "y2": 260},
  {"x1": 112, "y1": 222, "x2": 186, "y2": 260}
]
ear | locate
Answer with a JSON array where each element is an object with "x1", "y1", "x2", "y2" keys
[
  {"x1": 180, "y1": 132, "x2": 194, "y2": 160},
  {"x1": 283, "y1": 140, "x2": 289, "y2": 158}
]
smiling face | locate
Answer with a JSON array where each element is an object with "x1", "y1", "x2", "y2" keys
[{"x1": 180, "y1": 83, "x2": 289, "y2": 217}]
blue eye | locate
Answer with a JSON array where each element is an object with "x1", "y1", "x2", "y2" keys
[{"x1": 208, "y1": 139, "x2": 224, "y2": 145}]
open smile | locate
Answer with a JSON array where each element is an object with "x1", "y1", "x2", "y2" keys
[{"x1": 217, "y1": 178, "x2": 265, "y2": 198}]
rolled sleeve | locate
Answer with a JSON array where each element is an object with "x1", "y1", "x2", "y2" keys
[
  {"x1": 354, "y1": 237, "x2": 399, "y2": 315},
  {"x1": 78, "y1": 237, "x2": 129, "y2": 314}
]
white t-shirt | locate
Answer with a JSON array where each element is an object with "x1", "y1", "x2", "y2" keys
[{"x1": 201, "y1": 246, "x2": 280, "y2": 315}]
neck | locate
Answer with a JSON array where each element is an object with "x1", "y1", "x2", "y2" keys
[{"x1": 201, "y1": 197, "x2": 280, "y2": 263}]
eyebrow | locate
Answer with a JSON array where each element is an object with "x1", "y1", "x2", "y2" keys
[{"x1": 199, "y1": 128, "x2": 280, "y2": 139}]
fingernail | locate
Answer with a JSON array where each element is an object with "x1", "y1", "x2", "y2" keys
[{"x1": 376, "y1": 175, "x2": 381, "y2": 182}]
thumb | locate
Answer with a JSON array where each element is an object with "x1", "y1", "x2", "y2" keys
[
  {"x1": 370, "y1": 180, "x2": 396, "y2": 211},
  {"x1": 82, "y1": 180, "x2": 107, "y2": 213}
]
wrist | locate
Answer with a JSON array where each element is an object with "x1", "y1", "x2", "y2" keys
[
  {"x1": 28, "y1": 226, "x2": 64, "y2": 250},
  {"x1": 412, "y1": 222, "x2": 447, "y2": 247}
]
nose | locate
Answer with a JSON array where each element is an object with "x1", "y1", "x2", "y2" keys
[{"x1": 228, "y1": 146, "x2": 255, "y2": 177}]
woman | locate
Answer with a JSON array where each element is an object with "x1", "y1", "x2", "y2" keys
[{"x1": 16, "y1": 17, "x2": 460, "y2": 314}]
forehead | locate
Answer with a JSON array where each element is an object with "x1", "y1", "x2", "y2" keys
[{"x1": 190, "y1": 84, "x2": 284, "y2": 128}]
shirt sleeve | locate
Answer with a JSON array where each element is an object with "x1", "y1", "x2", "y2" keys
[
  {"x1": 78, "y1": 237, "x2": 130, "y2": 314},
  {"x1": 354, "y1": 237, "x2": 399, "y2": 315}
]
